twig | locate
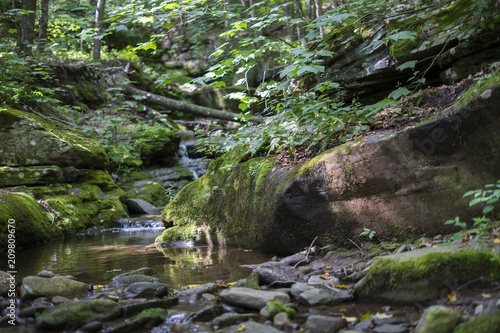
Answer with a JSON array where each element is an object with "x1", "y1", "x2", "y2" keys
[
  {"x1": 324, "y1": 284, "x2": 341, "y2": 292},
  {"x1": 294, "y1": 236, "x2": 319, "y2": 268},
  {"x1": 347, "y1": 238, "x2": 364, "y2": 257}
]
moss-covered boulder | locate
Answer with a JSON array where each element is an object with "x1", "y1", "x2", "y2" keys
[
  {"x1": 415, "y1": 306, "x2": 463, "y2": 333},
  {"x1": 35, "y1": 299, "x2": 122, "y2": 330},
  {"x1": 454, "y1": 315, "x2": 500, "y2": 333},
  {"x1": 0, "y1": 166, "x2": 65, "y2": 187},
  {"x1": 0, "y1": 107, "x2": 108, "y2": 168},
  {"x1": 354, "y1": 246, "x2": 500, "y2": 304},
  {"x1": 159, "y1": 72, "x2": 500, "y2": 254},
  {"x1": 0, "y1": 192, "x2": 62, "y2": 253}
]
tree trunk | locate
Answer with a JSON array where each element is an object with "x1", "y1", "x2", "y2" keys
[
  {"x1": 36, "y1": 0, "x2": 49, "y2": 54},
  {"x1": 16, "y1": 0, "x2": 37, "y2": 55},
  {"x1": 93, "y1": 0, "x2": 106, "y2": 62},
  {"x1": 124, "y1": 85, "x2": 263, "y2": 124}
]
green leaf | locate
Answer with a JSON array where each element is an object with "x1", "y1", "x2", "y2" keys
[
  {"x1": 233, "y1": 21, "x2": 247, "y2": 29},
  {"x1": 396, "y1": 60, "x2": 417, "y2": 71},
  {"x1": 213, "y1": 81, "x2": 226, "y2": 88},
  {"x1": 388, "y1": 87, "x2": 411, "y2": 100},
  {"x1": 388, "y1": 30, "x2": 417, "y2": 42},
  {"x1": 483, "y1": 206, "x2": 494, "y2": 214}
]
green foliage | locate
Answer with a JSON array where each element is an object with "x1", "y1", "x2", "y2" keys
[
  {"x1": 360, "y1": 228, "x2": 376, "y2": 240},
  {"x1": 445, "y1": 180, "x2": 500, "y2": 243}
]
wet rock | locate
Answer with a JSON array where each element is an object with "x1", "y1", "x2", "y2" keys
[
  {"x1": 255, "y1": 262, "x2": 305, "y2": 286},
  {"x1": 112, "y1": 274, "x2": 158, "y2": 287},
  {"x1": 21, "y1": 275, "x2": 89, "y2": 300},
  {"x1": 188, "y1": 304, "x2": 224, "y2": 322},
  {"x1": 219, "y1": 287, "x2": 290, "y2": 310},
  {"x1": 124, "y1": 282, "x2": 170, "y2": 299},
  {"x1": 415, "y1": 305, "x2": 463, "y2": 333},
  {"x1": 177, "y1": 282, "x2": 219, "y2": 298},
  {"x1": 105, "y1": 308, "x2": 167, "y2": 333},
  {"x1": 212, "y1": 313, "x2": 259, "y2": 328},
  {"x1": 260, "y1": 300, "x2": 296, "y2": 320},
  {"x1": 373, "y1": 323, "x2": 411, "y2": 333},
  {"x1": 35, "y1": 299, "x2": 121, "y2": 330},
  {"x1": 125, "y1": 198, "x2": 162, "y2": 214},
  {"x1": 0, "y1": 271, "x2": 14, "y2": 296},
  {"x1": 234, "y1": 273, "x2": 260, "y2": 290},
  {"x1": 225, "y1": 321, "x2": 284, "y2": 333},
  {"x1": 304, "y1": 315, "x2": 347, "y2": 333},
  {"x1": 121, "y1": 297, "x2": 179, "y2": 317},
  {"x1": 279, "y1": 254, "x2": 307, "y2": 266},
  {"x1": 298, "y1": 287, "x2": 353, "y2": 306}
]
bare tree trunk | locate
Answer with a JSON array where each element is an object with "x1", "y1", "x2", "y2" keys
[
  {"x1": 36, "y1": 0, "x2": 49, "y2": 54},
  {"x1": 93, "y1": 0, "x2": 105, "y2": 62},
  {"x1": 124, "y1": 84, "x2": 263, "y2": 124},
  {"x1": 16, "y1": 0, "x2": 37, "y2": 55}
]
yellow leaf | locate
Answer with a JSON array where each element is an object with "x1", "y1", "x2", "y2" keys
[
  {"x1": 237, "y1": 324, "x2": 246, "y2": 332},
  {"x1": 225, "y1": 281, "x2": 236, "y2": 286},
  {"x1": 186, "y1": 284, "x2": 200, "y2": 289},
  {"x1": 334, "y1": 284, "x2": 348, "y2": 289},
  {"x1": 482, "y1": 293, "x2": 492, "y2": 298},
  {"x1": 494, "y1": 238, "x2": 500, "y2": 244},
  {"x1": 338, "y1": 308, "x2": 347, "y2": 312},
  {"x1": 93, "y1": 285, "x2": 107, "y2": 290},
  {"x1": 447, "y1": 291, "x2": 457, "y2": 302},
  {"x1": 320, "y1": 272, "x2": 331, "y2": 280},
  {"x1": 325, "y1": 265, "x2": 332, "y2": 269}
]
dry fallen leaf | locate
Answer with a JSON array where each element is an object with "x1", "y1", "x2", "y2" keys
[
  {"x1": 320, "y1": 272, "x2": 331, "y2": 280},
  {"x1": 447, "y1": 291, "x2": 457, "y2": 302}
]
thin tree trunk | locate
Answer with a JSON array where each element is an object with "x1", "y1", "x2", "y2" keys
[
  {"x1": 16, "y1": 0, "x2": 37, "y2": 55},
  {"x1": 93, "y1": 0, "x2": 105, "y2": 62},
  {"x1": 36, "y1": 0, "x2": 49, "y2": 54},
  {"x1": 124, "y1": 84, "x2": 263, "y2": 124}
]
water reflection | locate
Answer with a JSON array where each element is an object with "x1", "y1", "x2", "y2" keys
[{"x1": 5, "y1": 228, "x2": 272, "y2": 286}]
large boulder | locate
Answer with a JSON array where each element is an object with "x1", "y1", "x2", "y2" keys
[
  {"x1": 354, "y1": 245, "x2": 500, "y2": 304},
  {"x1": 0, "y1": 107, "x2": 108, "y2": 168},
  {"x1": 159, "y1": 72, "x2": 500, "y2": 254}
]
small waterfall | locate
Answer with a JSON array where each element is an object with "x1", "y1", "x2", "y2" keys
[
  {"x1": 177, "y1": 141, "x2": 207, "y2": 180},
  {"x1": 116, "y1": 217, "x2": 164, "y2": 230}
]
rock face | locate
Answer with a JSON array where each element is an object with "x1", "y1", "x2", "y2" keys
[
  {"x1": 0, "y1": 107, "x2": 108, "y2": 168},
  {"x1": 159, "y1": 73, "x2": 500, "y2": 254},
  {"x1": 0, "y1": 107, "x2": 128, "y2": 251}
]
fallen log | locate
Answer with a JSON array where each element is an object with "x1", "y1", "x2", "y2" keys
[{"x1": 124, "y1": 84, "x2": 263, "y2": 124}]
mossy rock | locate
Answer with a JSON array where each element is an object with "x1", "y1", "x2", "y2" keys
[
  {"x1": 0, "y1": 166, "x2": 65, "y2": 187},
  {"x1": 129, "y1": 182, "x2": 168, "y2": 207},
  {"x1": 155, "y1": 224, "x2": 199, "y2": 245},
  {"x1": 0, "y1": 192, "x2": 62, "y2": 253},
  {"x1": 0, "y1": 107, "x2": 108, "y2": 168},
  {"x1": 355, "y1": 246, "x2": 500, "y2": 304},
  {"x1": 265, "y1": 301, "x2": 296, "y2": 319},
  {"x1": 234, "y1": 273, "x2": 260, "y2": 290},
  {"x1": 36, "y1": 299, "x2": 122, "y2": 330},
  {"x1": 415, "y1": 305, "x2": 463, "y2": 333},
  {"x1": 454, "y1": 315, "x2": 500, "y2": 333},
  {"x1": 21, "y1": 276, "x2": 89, "y2": 300}
]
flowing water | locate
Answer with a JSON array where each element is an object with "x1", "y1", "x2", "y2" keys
[{"x1": 8, "y1": 217, "x2": 273, "y2": 286}]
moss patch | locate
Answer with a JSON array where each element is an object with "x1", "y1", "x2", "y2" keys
[
  {"x1": 454, "y1": 315, "x2": 500, "y2": 333},
  {"x1": 155, "y1": 224, "x2": 199, "y2": 244},
  {"x1": 267, "y1": 301, "x2": 296, "y2": 319}
]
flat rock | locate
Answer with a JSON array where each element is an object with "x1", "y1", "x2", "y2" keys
[
  {"x1": 124, "y1": 282, "x2": 170, "y2": 299},
  {"x1": 21, "y1": 276, "x2": 88, "y2": 300},
  {"x1": 35, "y1": 299, "x2": 121, "y2": 330},
  {"x1": 279, "y1": 254, "x2": 307, "y2": 266},
  {"x1": 112, "y1": 274, "x2": 158, "y2": 287},
  {"x1": 219, "y1": 287, "x2": 290, "y2": 310},
  {"x1": 290, "y1": 282, "x2": 314, "y2": 300},
  {"x1": 125, "y1": 199, "x2": 161, "y2": 214},
  {"x1": 177, "y1": 282, "x2": 219, "y2": 298},
  {"x1": 255, "y1": 261, "x2": 304, "y2": 286},
  {"x1": 120, "y1": 297, "x2": 179, "y2": 317},
  {"x1": 298, "y1": 287, "x2": 353, "y2": 306},
  {"x1": 212, "y1": 313, "x2": 259, "y2": 328},
  {"x1": 304, "y1": 315, "x2": 347, "y2": 333}
]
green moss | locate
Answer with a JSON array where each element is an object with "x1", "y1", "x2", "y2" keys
[
  {"x1": 234, "y1": 273, "x2": 260, "y2": 290},
  {"x1": 0, "y1": 166, "x2": 64, "y2": 187},
  {"x1": 0, "y1": 192, "x2": 62, "y2": 252},
  {"x1": 361, "y1": 250, "x2": 500, "y2": 296},
  {"x1": 267, "y1": 301, "x2": 296, "y2": 319},
  {"x1": 454, "y1": 315, "x2": 500, "y2": 333},
  {"x1": 136, "y1": 308, "x2": 168, "y2": 321},
  {"x1": 155, "y1": 224, "x2": 199, "y2": 244}
]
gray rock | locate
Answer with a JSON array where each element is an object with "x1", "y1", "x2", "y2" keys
[
  {"x1": 105, "y1": 308, "x2": 166, "y2": 333},
  {"x1": 304, "y1": 315, "x2": 347, "y2": 333},
  {"x1": 225, "y1": 321, "x2": 284, "y2": 333},
  {"x1": 121, "y1": 297, "x2": 179, "y2": 317},
  {"x1": 80, "y1": 321, "x2": 103, "y2": 333},
  {"x1": 112, "y1": 274, "x2": 158, "y2": 287},
  {"x1": 35, "y1": 299, "x2": 121, "y2": 330},
  {"x1": 307, "y1": 275, "x2": 340, "y2": 286},
  {"x1": 273, "y1": 312, "x2": 291, "y2": 327},
  {"x1": 414, "y1": 305, "x2": 463, "y2": 333},
  {"x1": 52, "y1": 296, "x2": 72, "y2": 305},
  {"x1": 290, "y1": 282, "x2": 314, "y2": 300},
  {"x1": 188, "y1": 304, "x2": 224, "y2": 322},
  {"x1": 177, "y1": 282, "x2": 219, "y2": 298},
  {"x1": 0, "y1": 271, "x2": 14, "y2": 297},
  {"x1": 255, "y1": 261, "x2": 305, "y2": 286},
  {"x1": 298, "y1": 287, "x2": 353, "y2": 306},
  {"x1": 124, "y1": 282, "x2": 170, "y2": 299},
  {"x1": 212, "y1": 313, "x2": 259, "y2": 328},
  {"x1": 21, "y1": 276, "x2": 89, "y2": 300},
  {"x1": 219, "y1": 287, "x2": 290, "y2": 310},
  {"x1": 279, "y1": 254, "x2": 307, "y2": 266},
  {"x1": 125, "y1": 198, "x2": 161, "y2": 214}
]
